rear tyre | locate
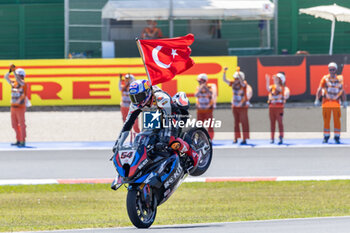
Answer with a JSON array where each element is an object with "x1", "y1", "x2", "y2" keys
[
  {"x1": 126, "y1": 188, "x2": 157, "y2": 228},
  {"x1": 183, "y1": 127, "x2": 213, "y2": 176}
]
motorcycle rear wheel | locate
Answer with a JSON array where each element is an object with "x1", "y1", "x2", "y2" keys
[
  {"x1": 183, "y1": 127, "x2": 213, "y2": 176},
  {"x1": 126, "y1": 188, "x2": 157, "y2": 228}
]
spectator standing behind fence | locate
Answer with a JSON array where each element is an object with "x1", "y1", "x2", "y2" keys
[
  {"x1": 210, "y1": 20, "x2": 222, "y2": 39},
  {"x1": 314, "y1": 62, "x2": 347, "y2": 144},
  {"x1": 4, "y1": 64, "x2": 28, "y2": 147},
  {"x1": 141, "y1": 20, "x2": 163, "y2": 39},
  {"x1": 195, "y1": 73, "x2": 217, "y2": 140},
  {"x1": 119, "y1": 74, "x2": 140, "y2": 134},
  {"x1": 265, "y1": 72, "x2": 290, "y2": 145},
  {"x1": 223, "y1": 67, "x2": 252, "y2": 145}
]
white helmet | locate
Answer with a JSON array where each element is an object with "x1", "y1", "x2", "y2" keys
[
  {"x1": 172, "y1": 92, "x2": 189, "y2": 110},
  {"x1": 328, "y1": 62, "x2": 338, "y2": 70},
  {"x1": 124, "y1": 74, "x2": 135, "y2": 80},
  {"x1": 15, "y1": 68, "x2": 26, "y2": 77},
  {"x1": 276, "y1": 72, "x2": 286, "y2": 84},
  {"x1": 197, "y1": 73, "x2": 208, "y2": 82},
  {"x1": 233, "y1": 71, "x2": 245, "y2": 80}
]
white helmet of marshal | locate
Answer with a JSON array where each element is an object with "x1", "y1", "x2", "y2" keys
[
  {"x1": 197, "y1": 73, "x2": 208, "y2": 82},
  {"x1": 276, "y1": 72, "x2": 286, "y2": 85},
  {"x1": 15, "y1": 68, "x2": 26, "y2": 77},
  {"x1": 233, "y1": 66, "x2": 245, "y2": 80},
  {"x1": 328, "y1": 62, "x2": 338, "y2": 70},
  {"x1": 124, "y1": 73, "x2": 135, "y2": 80}
]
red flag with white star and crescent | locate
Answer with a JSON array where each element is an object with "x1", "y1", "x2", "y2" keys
[{"x1": 137, "y1": 33, "x2": 195, "y2": 85}]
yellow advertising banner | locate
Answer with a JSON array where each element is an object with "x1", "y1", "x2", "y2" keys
[{"x1": 0, "y1": 56, "x2": 237, "y2": 106}]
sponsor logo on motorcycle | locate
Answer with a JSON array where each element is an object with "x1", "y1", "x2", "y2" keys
[
  {"x1": 143, "y1": 111, "x2": 161, "y2": 129},
  {"x1": 138, "y1": 158, "x2": 149, "y2": 170},
  {"x1": 164, "y1": 166, "x2": 183, "y2": 189}
]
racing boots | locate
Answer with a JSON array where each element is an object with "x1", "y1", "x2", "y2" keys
[
  {"x1": 11, "y1": 141, "x2": 20, "y2": 146},
  {"x1": 278, "y1": 136, "x2": 283, "y2": 145},
  {"x1": 323, "y1": 135, "x2": 330, "y2": 144},
  {"x1": 334, "y1": 136, "x2": 341, "y2": 144}
]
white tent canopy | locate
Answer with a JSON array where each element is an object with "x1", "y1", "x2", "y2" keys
[
  {"x1": 299, "y1": 4, "x2": 350, "y2": 55},
  {"x1": 299, "y1": 4, "x2": 350, "y2": 22},
  {"x1": 102, "y1": 0, "x2": 275, "y2": 21}
]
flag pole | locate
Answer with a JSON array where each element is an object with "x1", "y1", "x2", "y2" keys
[{"x1": 135, "y1": 38, "x2": 153, "y2": 87}]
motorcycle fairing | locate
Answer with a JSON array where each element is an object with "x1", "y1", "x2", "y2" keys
[
  {"x1": 112, "y1": 143, "x2": 186, "y2": 206},
  {"x1": 129, "y1": 146, "x2": 147, "y2": 177},
  {"x1": 160, "y1": 156, "x2": 178, "y2": 182},
  {"x1": 113, "y1": 155, "x2": 125, "y2": 177},
  {"x1": 111, "y1": 174, "x2": 123, "y2": 191},
  {"x1": 113, "y1": 146, "x2": 149, "y2": 179}
]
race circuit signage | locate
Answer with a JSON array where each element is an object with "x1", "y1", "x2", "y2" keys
[{"x1": 0, "y1": 56, "x2": 237, "y2": 106}]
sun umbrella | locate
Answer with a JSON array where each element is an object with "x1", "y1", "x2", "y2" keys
[{"x1": 299, "y1": 3, "x2": 350, "y2": 55}]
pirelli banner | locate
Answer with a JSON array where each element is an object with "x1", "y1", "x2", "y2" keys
[{"x1": 0, "y1": 57, "x2": 237, "y2": 106}]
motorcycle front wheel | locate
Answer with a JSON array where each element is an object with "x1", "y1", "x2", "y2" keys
[{"x1": 126, "y1": 188, "x2": 157, "y2": 228}]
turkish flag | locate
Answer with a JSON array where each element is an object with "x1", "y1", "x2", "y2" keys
[{"x1": 138, "y1": 34, "x2": 195, "y2": 85}]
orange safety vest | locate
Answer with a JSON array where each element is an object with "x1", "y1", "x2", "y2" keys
[
  {"x1": 196, "y1": 84, "x2": 213, "y2": 110},
  {"x1": 230, "y1": 80, "x2": 248, "y2": 108},
  {"x1": 320, "y1": 74, "x2": 343, "y2": 107},
  {"x1": 120, "y1": 81, "x2": 131, "y2": 107},
  {"x1": 11, "y1": 81, "x2": 27, "y2": 108},
  {"x1": 268, "y1": 84, "x2": 285, "y2": 107}
]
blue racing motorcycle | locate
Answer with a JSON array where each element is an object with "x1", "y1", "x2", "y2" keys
[{"x1": 111, "y1": 127, "x2": 212, "y2": 228}]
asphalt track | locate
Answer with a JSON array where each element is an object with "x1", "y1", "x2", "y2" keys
[
  {"x1": 0, "y1": 147, "x2": 349, "y2": 179},
  {"x1": 13, "y1": 217, "x2": 350, "y2": 233},
  {"x1": 1, "y1": 146, "x2": 349, "y2": 233}
]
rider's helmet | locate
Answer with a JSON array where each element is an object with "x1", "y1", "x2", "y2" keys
[
  {"x1": 197, "y1": 73, "x2": 208, "y2": 82},
  {"x1": 172, "y1": 92, "x2": 189, "y2": 110},
  {"x1": 129, "y1": 80, "x2": 152, "y2": 107}
]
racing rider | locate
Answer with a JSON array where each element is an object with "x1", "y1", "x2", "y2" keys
[{"x1": 113, "y1": 80, "x2": 199, "y2": 170}]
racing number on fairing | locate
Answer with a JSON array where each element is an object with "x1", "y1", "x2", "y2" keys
[{"x1": 121, "y1": 151, "x2": 134, "y2": 159}]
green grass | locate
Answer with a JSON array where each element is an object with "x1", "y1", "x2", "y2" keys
[{"x1": 0, "y1": 181, "x2": 349, "y2": 231}]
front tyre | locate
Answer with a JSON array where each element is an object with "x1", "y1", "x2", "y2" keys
[
  {"x1": 126, "y1": 188, "x2": 157, "y2": 228},
  {"x1": 183, "y1": 127, "x2": 213, "y2": 176}
]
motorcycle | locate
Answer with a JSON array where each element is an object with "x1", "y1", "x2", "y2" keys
[{"x1": 111, "y1": 127, "x2": 212, "y2": 228}]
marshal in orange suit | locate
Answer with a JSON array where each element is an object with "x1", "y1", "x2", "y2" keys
[
  {"x1": 314, "y1": 62, "x2": 347, "y2": 144},
  {"x1": 223, "y1": 67, "x2": 253, "y2": 145}
]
